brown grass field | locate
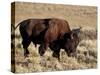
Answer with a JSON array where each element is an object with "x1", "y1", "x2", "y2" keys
[{"x1": 11, "y1": 2, "x2": 97, "y2": 73}]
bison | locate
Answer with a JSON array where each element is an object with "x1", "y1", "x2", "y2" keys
[
  {"x1": 50, "y1": 27, "x2": 81, "y2": 60},
  {"x1": 16, "y1": 18, "x2": 71, "y2": 57}
]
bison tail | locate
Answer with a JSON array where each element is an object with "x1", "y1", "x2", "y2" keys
[{"x1": 14, "y1": 23, "x2": 21, "y2": 30}]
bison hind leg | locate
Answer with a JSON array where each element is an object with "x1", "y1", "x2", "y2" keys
[{"x1": 22, "y1": 39, "x2": 31, "y2": 57}]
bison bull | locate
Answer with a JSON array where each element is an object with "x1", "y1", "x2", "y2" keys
[{"x1": 16, "y1": 18, "x2": 71, "y2": 57}]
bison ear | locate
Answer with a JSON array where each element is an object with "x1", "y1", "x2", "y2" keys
[
  {"x1": 72, "y1": 27, "x2": 82, "y2": 33},
  {"x1": 71, "y1": 27, "x2": 82, "y2": 39}
]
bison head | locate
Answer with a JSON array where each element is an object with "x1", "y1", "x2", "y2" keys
[{"x1": 64, "y1": 27, "x2": 81, "y2": 57}]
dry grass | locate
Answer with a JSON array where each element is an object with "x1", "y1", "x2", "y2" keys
[{"x1": 11, "y1": 2, "x2": 97, "y2": 73}]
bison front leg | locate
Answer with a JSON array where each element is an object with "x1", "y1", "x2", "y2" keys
[
  {"x1": 39, "y1": 45, "x2": 45, "y2": 56},
  {"x1": 52, "y1": 50, "x2": 60, "y2": 60},
  {"x1": 39, "y1": 43, "x2": 49, "y2": 56},
  {"x1": 49, "y1": 43, "x2": 60, "y2": 60}
]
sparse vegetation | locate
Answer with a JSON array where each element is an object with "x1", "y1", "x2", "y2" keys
[{"x1": 11, "y1": 2, "x2": 97, "y2": 73}]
